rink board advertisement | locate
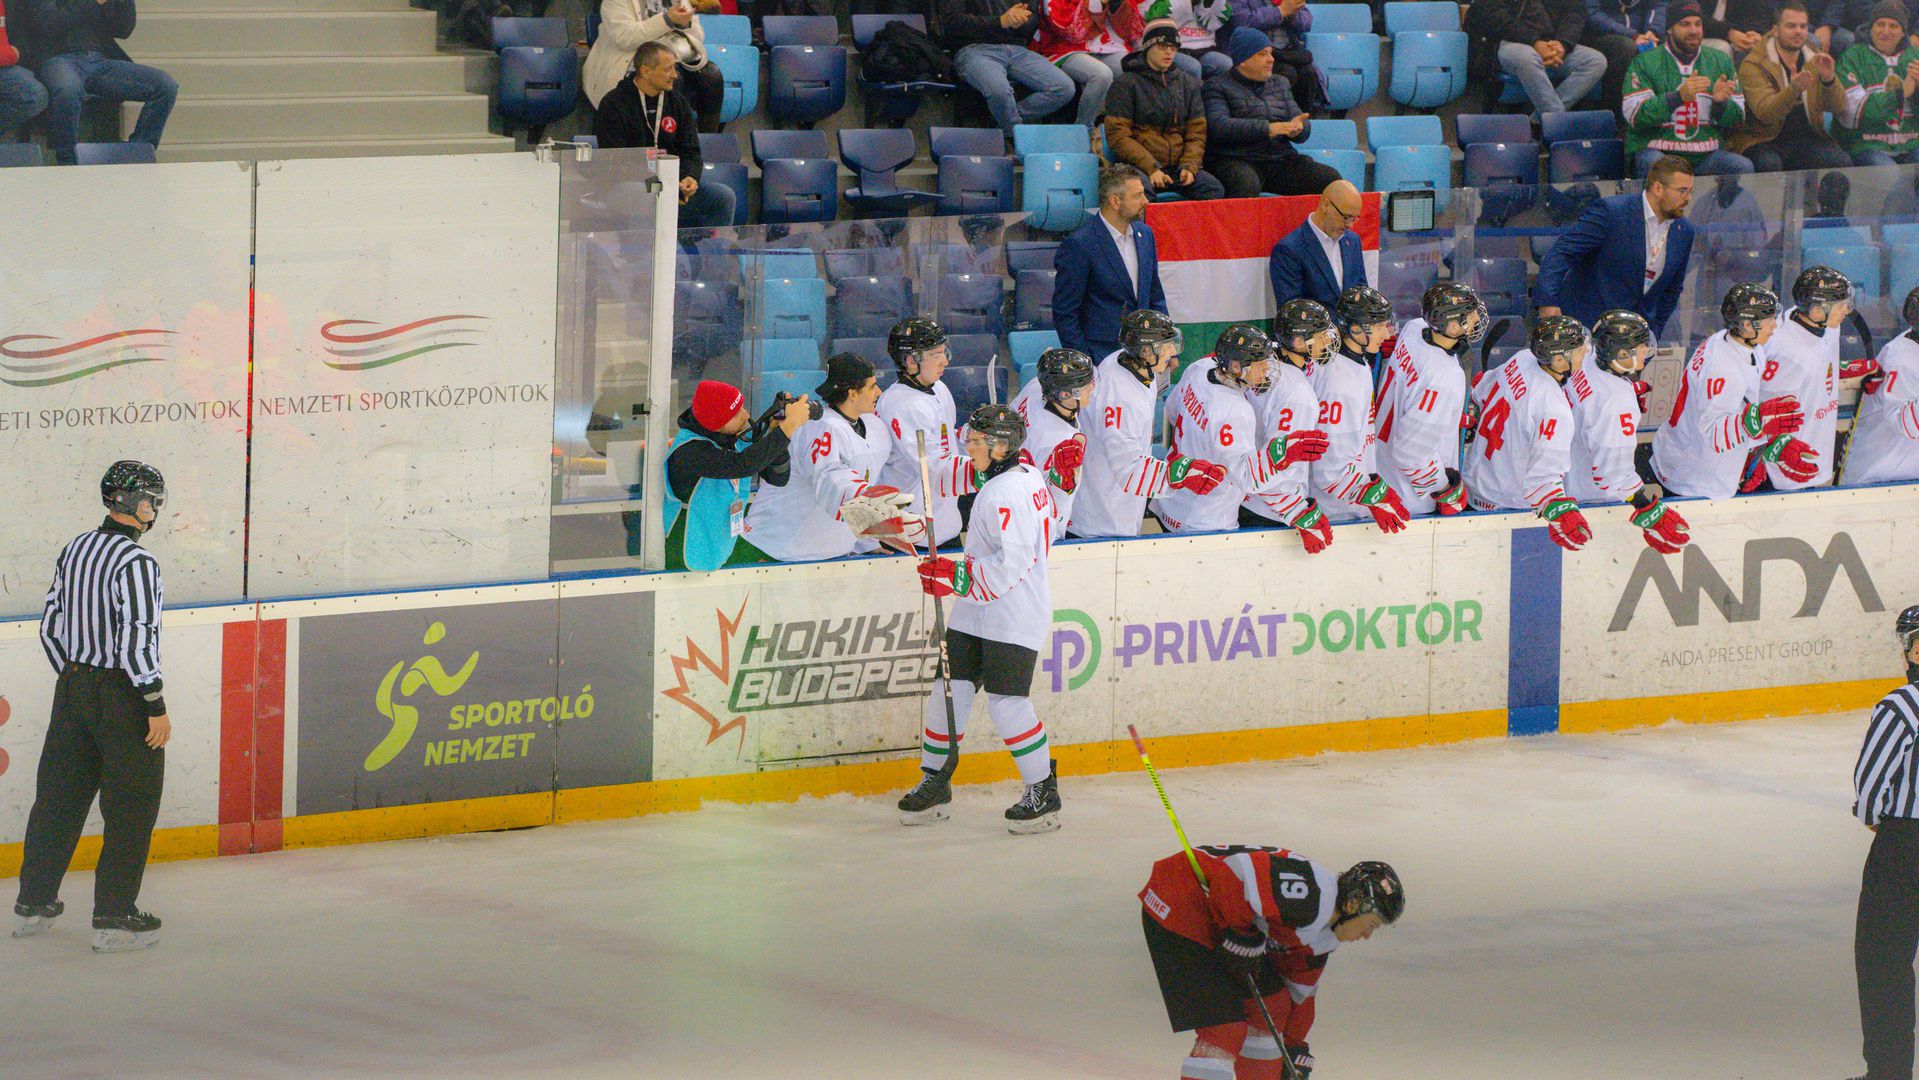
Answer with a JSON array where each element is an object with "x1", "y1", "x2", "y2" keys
[
  {"x1": 248, "y1": 154, "x2": 561, "y2": 599},
  {"x1": 0, "y1": 162, "x2": 253, "y2": 618}
]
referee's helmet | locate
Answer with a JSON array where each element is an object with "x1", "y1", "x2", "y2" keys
[{"x1": 101, "y1": 460, "x2": 166, "y2": 517}]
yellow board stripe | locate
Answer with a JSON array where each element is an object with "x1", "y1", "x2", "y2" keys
[
  {"x1": 0, "y1": 825, "x2": 218, "y2": 880},
  {"x1": 1558, "y1": 677, "x2": 1887, "y2": 734}
]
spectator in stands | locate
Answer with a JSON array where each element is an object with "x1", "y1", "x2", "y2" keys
[
  {"x1": 1104, "y1": 22, "x2": 1225, "y2": 200},
  {"x1": 585, "y1": 0, "x2": 725, "y2": 134},
  {"x1": 1053, "y1": 164, "x2": 1170, "y2": 361},
  {"x1": 1813, "y1": 0, "x2": 1874, "y2": 53},
  {"x1": 1201, "y1": 28, "x2": 1342, "y2": 198},
  {"x1": 934, "y1": 0, "x2": 1078, "y2": 138},
  {"x1": 1729, "y1": 0, "x2": 1852, "y2": 170},
  {"x1": 1143, "y1": 0, "x2": 1234, "y2": 75},
  {"x1": 1536, "y1": 154, "x2": 1697, "y2": 338},
  {"x1": 1582, "y1": 0, "x2": 1666, "y2": 112},
  {"x1": 662, "y1": 380, "x2": 806, "y2": 571},
  {"x1": 1269, "y1": 179, "x2": 1367, "y2": 310},
  {"x1": 1465, "y1": 0, "x2": 1608, "y2": 113},
  {"x1": 0, "y1": 0, "x2": 50, "y2": 140},
  {"x1": 594, "y1": 41, "x2": 736, "y2": 227},
  {"x1": 1834, "y1": 0, "x2": 1919, "y2": 164},
  {"x1": 1623, "y1": 1, "x2": 1755, "y2": 173},
  {"x1": 1699, "y1": 0, "x2": 1773, "y2": 58},
  {"x1": 1226, "y1": 0, "x2": 1326, "y2": 112},
  {"x1": 1032, "y1": 0, "x2": 1143, "y2": 128},
  {"x1": 19, "y1": 0, "x2": 175, "y2": 166}
]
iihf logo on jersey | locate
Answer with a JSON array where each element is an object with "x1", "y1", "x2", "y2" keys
[{"x1": 1043, "y1": 609, "x2": 1102, "y2": 694}]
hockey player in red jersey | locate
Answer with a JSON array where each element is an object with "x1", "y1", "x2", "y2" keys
[{"x1": 1141, "y1": 849, "x2": 1403, "y2": 1079}]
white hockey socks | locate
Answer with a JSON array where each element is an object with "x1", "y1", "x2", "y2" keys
[
  {"x1": 919, "y1": 678, "x2": 976, "y2": 773},
  {"x1": 985, "y1": 693, "x2": 1050, "y2": 785}
]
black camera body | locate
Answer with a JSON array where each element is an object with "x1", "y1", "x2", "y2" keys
[{"x1": 748, "y1": 390, "x2": 823, "y2": 441}]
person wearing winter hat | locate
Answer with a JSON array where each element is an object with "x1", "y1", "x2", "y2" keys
[
  {"x1": 1200, "y1": 27, "x2": 1342, "y2": 199},
  {"x1": 1622, "y1": 0, "x2": 1757, "y2": 175},
  {"x1": 0, "y1": 0, "x2": 50, "y2": 143},
  {"x1": 1105, "y1": 22, "x2": 1225, "y2": 200},
  {"x1": 1833, "y1": 0, "x2": 1919, "y2": 165},
  {"x1": 659, "y1": 379, "x2": 806, "y2": 571}
]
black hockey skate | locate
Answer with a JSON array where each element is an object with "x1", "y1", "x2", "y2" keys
[
  {"x1": 91, "y1": 910, "x2": 161, "y2": 954},
  {"x1": 12, "y1": 900, "x2": 63, "y2": 939},
  {"x1": 1005, "y1": 762, "x2": 1060, "y2": 834},
  {"x1": 897, "y1": 768, "x2": 953, "y2": 825}
]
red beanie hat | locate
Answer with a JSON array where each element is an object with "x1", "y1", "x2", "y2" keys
[{"x1": 691, "y1": 380, "x2": 745, "y2": 431}]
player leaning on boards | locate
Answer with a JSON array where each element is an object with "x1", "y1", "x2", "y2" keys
[
  {"x1": 1072, "y1": 310, "x2": 1230, "y2": 539},
  {"x1": 899, "y1": 405, "x2": 1064, "y2": 834},
  {"x1": 14, "y1": 462, "x2": 170, "y2": 953},
  {"x1": 1241, "y1": 299, "x2": 1342, "y2": 554},
  {"x1": 1565, "y1": 310, "x2": 1695, "y2": 554},
  {"x1": 1650, "y1": 283, "x2": 1808, "y2": 499},
  {"x1": 1309, "y1": 285, "x2": 1411, "y2": 534},
  {"x1": 1140, "y1": 847, "x2": 1402, "y2": 1080},
  {"x1": 1747, "y1": 265, "x2": 1852, "y2": 492},
  {"x1": 1842, "y1": 288, "x2": 1919, "y2": 486},
  {"x1": 1375, "y1": 281, "x2": 1484, "y2": 518},
  {"x1": 873, "y1": 317, "x2": 978, "y2": 549},
  {"x1": 1847, "y1": 606, "x2": 1919, "y2": 1080},
  {"x1": 1464, "y1": 316, "x2": 1598, "y2": 551},
  {"x1": 1010, "y1": 347, "x2": 1097, "y2": 540}
]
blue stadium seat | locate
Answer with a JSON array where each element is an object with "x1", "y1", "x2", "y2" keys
[
  {"x1": 833, "y1": 275, "x2": 914, "y2": 338},
  {"x1": 1312, "y1": 4, "x2": 1377, "y2": 32},
  {"x1": 677, "y1": 251, "x2": 741, "y2": 282},
  {"x1": 1009, "y1": 329, "x2": 1061, "y2": 373},
  {"x1": 1297, "y1": 118, "x2": 1359, "y2": 151},
  {"x1": 1804, "y1": 245, "x2": 1883, "y2": 305},
  {"x1": 831, "y1": 337, "x2": 893, "y2": 372},
  {"x1": 1388, "y1": 31, "x2": 1469, "y2": 108},
  {"x1": 937, "y1": 154, "x2": 1017, "y2": 215},
  {"x1": 931, "y1": 126, "x2": 1007, "y2": 161},
  {"x1": 1548, "y1": 139, "x2": 1624, "y2": 183},
  {"x1": 704, "y1": 14, "x2": 752, "y2": 45},
  {"x1": 944, "y1": 359, "x2": 1010, "y2": 414},
  {"x1": 911, "y1": 242, "x2": 1000, "y2": 276},
  {"x1": 0, "y1": 144, "x2": 44, "y2": 167},
  {"x1": 1014, "y1": 124, "x2": 1092, "y2": 157},
  {"x1": 1007, "y1": 241, "x2": 1060, "y2": 275},
  {"x1": 1804, "y1": 221, "x2": 1874, "y2": 247},
  {"x1": 752, "y1": 128, "x2": 832, "y2": 165},
  {"x1": 1540, "y1": 109, "x2": 1615, "y2": 145},
  {"x1": 825, "y1": 248, "x2": 907, "y2": 282},
  {"x1": 74, "y1": 142, "x2": 157, "y2": 165},
  {"x1": 852, "y1": 14, "x2": 957, "y2": 124},
  {"x1": 936, "y1": 273, "x2": 1010, "y2": 336},
  {"x1": 737, "y1": 249, "x2": 819, "y2": 280},
  {"x1": 1464, "y1": 141, "x2": 1540, "y2": 223},
  {"x1": 1492, "y1": 63, "x2": 1596, "y2": 108},
  {"x1": 490, "y1": 16, "x2": 567, "y2": 49},
  {"x1": 1884, "y1": 224, "x2": 1919, "y2": 307},
  {"x1": 761, "y1": 159, "x2": 840, "y2": 224},
  {"x1": 1365, "y1": 113, "x2": 1444, "y2": 147},
  {"x1": 707, "y1": 43, "x2": 760, "y2": 125},
  {"x1": 1455, "y1": 113, "x2": 1530, "y2": 147},
  {"x1": 585, "y1": 8, "x2": 600, "y2": 46},
  {"x1": 1014, "y1": 269, "x2": 1057, "y2": 330},
  {"x1": 754, "y1": 337, "x2": 824, "y2": 373},
  {"x1": 1379, "y1": 255, "x2": 1439, "y2": 320},
  {"x1": 1467, "y1": 257, "x2": 1530, "y2": 319},
  {"x1": 700, "y1": 132, "x2": 741, "y2": 163},
  {"x1": 770, "y1": 44, "x2": 848, "y2": 127},
  {"x1": 840, "y1": 128, "x2": 939, "y2": 214},
  {"x1": 1705, "y1": 248, "x2": 1780, "y2": 310},
  {"x1": 1384, "y1": 1, "x2": 1460, "y2": 32},
  {"x1": 674, "y1": 281, "x2": 741, "y2": 366},
  {"x1": 1303, "y1": 148, "x2": 1366, "y2": 188},
  {"x1": 764, "y1": 15, "x2": 839, "y2": 46},
  {"x1": 497, "y1": 47, "x2": 580, "y2": 136},
  {"x1": 1021, "y1": 152, "x2": 1099, "y2": 233},
  {"x1": 1372, "y1": 144, "x2": 1452, "y2": 197},
  {"x1": 1306, "y1": 33, "x2": 1381, "y2": 113},
  {"x1": 758, "y1": 277, "x2": 830, "y2": 342},
  {"x1": 754, "y1": 368, "x2": 826, "y2": 416},
  {"x1": 700, "y1": 162, "x2": 750, "y2": 226}
]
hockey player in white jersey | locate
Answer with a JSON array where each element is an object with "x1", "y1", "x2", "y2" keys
[
  {"x1": 874, "y1": 317, "x2": 977, "y2": 547},
  {"x1": 1566, "y1": 309, "x2": 1693, "y2": 554},
  {"x1": 1376, "y1": 281, "x2": 1483, "y2": 517},
  {"x1": 743, "y1": 352, "x2": 920, "y2": 562},
  {"x1": 1152, "y1": 323, "x2": 1336, "y2": 552},
  {"x1": 1843, "y1": 287, "x2": 1919, "y2": 486},
  {"x1": 1243, "y1": 299, "x2": 1338, "y2": 543},
  {"x1": 1010, "y1": 348, "x2": 1095, "y2": 537},
  {"x1": 1311, "y1": 284, "x2": 1411, "y2": 532},
  {"x1": 1072, "y1": 309, "x2": 1229, "y2": 538},
  {"x1": 1750, "y1": 265, "x2": 1850, "y2": 490},
  {"x1": 1464, "y1": 316, "x2": 1595, "y2": 551},
  {"x1": 896, "y1": 404, "x2": 1062, "y2": 834},
  {"x1": 1651, "y1": 283, "x2": 1807, "y2": 500}
]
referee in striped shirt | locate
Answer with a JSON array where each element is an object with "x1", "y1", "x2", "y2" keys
[
  {"x1": 11, "y1": 461, "x2": 170, "y2": 954},
  {"x1": 1852, "y1": 604, "x2": 1919, "y2": 1080}
]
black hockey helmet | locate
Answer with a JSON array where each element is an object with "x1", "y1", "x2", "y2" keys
[
  {"x1": 967, "y1": 402, "x2": 1026, "y2": 457},
  {"x1": 887, "y1": 316, "x2": 948, "y2": 368},
  {"x1": 1421, "y1": 281, "x2": 1488, "y2": 344},
  {"x1": 1337, "y1": 861, "x2": 1404, "y2": 926},
  {"x1": 1905, "y1": 287, "x2": 1919, "y2": 330},
  {"x1": 1721, "y1": 282, "x2": 1780, "y2": 340},
  {"x1": 1793, "y1": 264, "x2": 1855, "y2": 310},
  {"x1": 1898, "y1": 605, "x2": 1919, "y2": 653},
  {"x1": 1120, "y1": 308, "x2": 1182, "y2": 366},
  {"x1": 1333, "y1": 284, "x2": 1394, "y2": 335},
  {"x1": 1212, "y1": 322, "x2": 1271, "y2": 376},
  {"x1": 1529, "y1": 315, "x2": 1589, "y2": 377},
  {"x1": 1274, "y1": 298, "x2": 1335, "y2": 366},
  {"x1": 1036, "y1": 347, "x2": 1096, "y2": 406},
  {"x1": 101, "y1": 460, "x2": 165, "y2": 517},
  {"x1": 816, "y1": 351, "x2": 878, "y2": 405},
  {"x1": 1592, "y1": 309, "x2": 1654, "y2": 377}
]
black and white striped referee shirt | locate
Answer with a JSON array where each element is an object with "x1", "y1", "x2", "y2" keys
[
  {"x1": 38, "y1": 518, "x2": 166, "y2": 708},
  {"x1": 1855, "y1": 683, "x2": 1919, "y2": 826}
]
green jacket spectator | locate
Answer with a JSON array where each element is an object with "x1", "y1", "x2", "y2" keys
[
  {"x1": 1834, "y1": 2, "x2": 1919, "y2": 164},
  {"x1": 1621, "y1": 0, "x2": 1754, "y2": 175}
]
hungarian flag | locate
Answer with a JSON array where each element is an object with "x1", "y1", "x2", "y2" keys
[{"x1": 1143, "y1": 192, "x2": 1381, "y2": 363}]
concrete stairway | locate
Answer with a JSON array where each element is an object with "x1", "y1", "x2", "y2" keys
[{"x1": 127, "y1": 0, "x2": 515, "y2": 162}]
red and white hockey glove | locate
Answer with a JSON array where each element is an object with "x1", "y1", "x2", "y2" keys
[
  {"x1": 1632, "y1": 378, "x2": 1653, "y2": 415},
  {"x1": 1167, "y1": 452, "x2": 1227, "y2": 495},
  {"x1": 841, "y1": 485, "x2": 920, "y2": 545},
  {"x1": 1762, "y1": 435, "x2": 1820, "y2": 483},
  {"x1": 0, "y1": 5, "x2": 17, "y2": 69},
  {"x1": 1355, "y1": 474, "x2": 1409, "y2": 534},
  {"x1": 1539, "y1": 493, "x2": 1592, "y2": 552},
  {"x1": 1842, "y1": 356, "x2": 1882, "y2": 384},
  {"x1": 1046, "y1": 435, "x2": 1086, "y2": 493},
  {"x1": 1292, "y1": 500, "x2": 1334, "y2": 555},
  {"x1": 1741, "y1": 395, "x2": 1803, "y2": 441},
  {"x1": 917, "y1": 555, "x2": 976, "y2": 599},
  {"x1": 1629, "y1": 488, "x2": 1690, "y2": 554},
  {"x1": 1434, "y1": 468, "x2": 1469, "y2": 515},
  {"x1": 1264, "y1": 429, "x2": 1330, "y2": 472}
]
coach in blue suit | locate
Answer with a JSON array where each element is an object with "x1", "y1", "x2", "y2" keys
[
  {"x1": 1054, "y1": 164, "x2": 1168, "y2": 360},
  {"x1": 1535, "y1": 155, "x2": 1696, "y2": 337},
  {"x1": 1268, "y1": 179, "x2": 1367, "y2": 309}
]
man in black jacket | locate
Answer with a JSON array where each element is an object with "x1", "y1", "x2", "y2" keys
[
  {"x1": 1201, "y1": 27, "x2": 1341, "y2": 198},
  {"x1": 19, "y1": 0, "x2": 174, "y2": 165},
  {"x1": 593, "y1": 41, "x2": 736, "y2": 228},
  {"x1": 933, "y1": 0, "x2": 1076, "y2": 137},
  {"x1": 1465, "y1": 0, "x2": 1606, "y2": 112}
]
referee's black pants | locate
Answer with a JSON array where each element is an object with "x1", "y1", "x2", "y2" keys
[
  {"x1": 16, "y1": 664, "x2": 165, "y2": 918},
  {"x1": 1858, "y1": 817, "x2": 1919, "y2": 1080}
]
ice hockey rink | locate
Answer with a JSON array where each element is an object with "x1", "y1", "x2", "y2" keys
[{"x1": 2, "y1": 709, "x2": 1871, "y2": 1080}]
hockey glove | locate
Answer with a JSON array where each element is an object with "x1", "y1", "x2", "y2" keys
[
  {"x1": 1761, "y1": 435, "x2": 1820, "y2": 483},
  {"x1": 1046, "y1": 435, "x2": 1087, "y2": 493},
  {"x1": 917, "y1": 556, "x2": 976, "y2": 599},
  {"x1": 1629, "y1": 489, "x2": 1690, "y2": 554},
  {"x1": 1287, "y1": 1044, "x2": 1315, "y2": 1080},
  {"x1": 1842, "y1": 357, "x2": 1882, "y2": 384},
  {"x1": 1434, "y1": 468, "x2": 1469, "y2": 516},
  {"x1": 1741, "y1": 395, "x2": 1803, "y2": 441},
  {"x1": 1265, "y1": 430, "x2": 1330, "y2": 472},
  {"x1": 1539, "y1": 494, "x2": 1592, "y2": 552},
  {"x1": 1292, "y1": 501, "x2": 1334, "y2": 555},
  {"x1": 842, "y1": 486, "x2": 918, "y2": 542},
  {"x1": 1633, "y1": 379, "x2": 1652, "y2": 415},
  {"x1": 1167, "y1": 452, "x2": 1228, "y2": 495},
  {"x1": 1218, "y1": 925, "x2": 1269, "y2": 977},
  {"x1": 1355, "y1": 474, "x2": 1409, "y2": 534}
]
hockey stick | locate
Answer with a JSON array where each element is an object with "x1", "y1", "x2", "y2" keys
[
  {"x1": 1126, "y1": 725, "x2": 1303, "y2": 1080},
  {"x1": 1479, "y1": 316, "x2": 1512, "y2": 372},
  {"x1": 1848, "y1": 308, "x2": 1875, "y2": 365},
  {"x1": 918, "y1": 431, "x2": 961, "y2": 784}
]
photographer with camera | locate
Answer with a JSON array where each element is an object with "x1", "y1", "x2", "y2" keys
[{"x1": 661, "y1": 379, "x2": 809, "y2": 571}]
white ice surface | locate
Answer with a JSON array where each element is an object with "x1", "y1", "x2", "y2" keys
[{"x1": 0, "y1": 712, "x2": 1878, "y2": 1079}]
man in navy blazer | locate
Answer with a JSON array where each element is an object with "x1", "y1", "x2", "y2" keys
[
  {"x1": 1268, "y1": 179, "x2": 1368, "y2": 310},
  {"x1": 1053, "y1": 165, "x2": 1168, "y2": 361},
  {"x1": 1535, "y1": 155, "x2": 1696, "y2": 338}
]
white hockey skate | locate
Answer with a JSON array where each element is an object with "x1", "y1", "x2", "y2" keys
[
  {"x1": 91, "y1": 911, "x2": 161, "y2": 954},
  {"x1": 12, "y1": 900, "x2": 63, "y2": 939}
]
